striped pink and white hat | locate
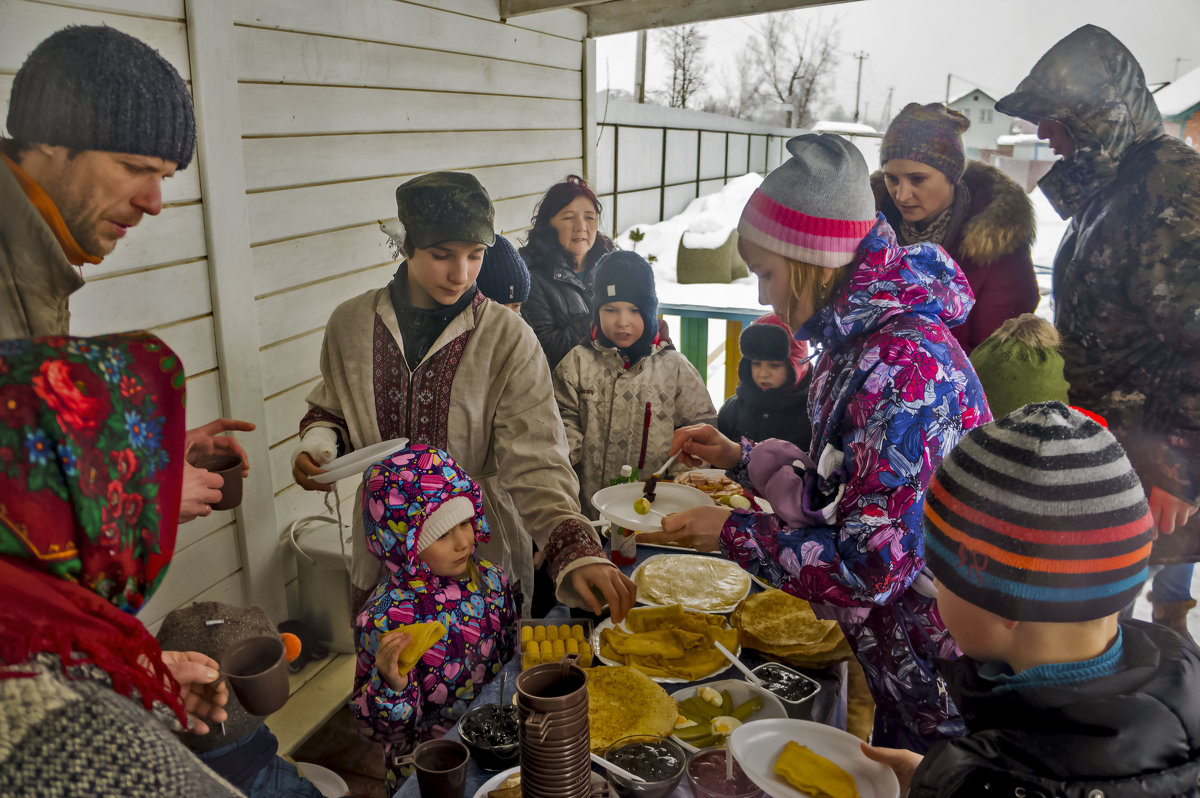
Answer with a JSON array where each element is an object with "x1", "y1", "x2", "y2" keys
[{"x1": 738, "y1": 134, "x2": 877, "y2": 270}]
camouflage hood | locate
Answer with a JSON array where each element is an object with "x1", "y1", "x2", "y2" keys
[{"x1": 996, "y1": 24, "x2": 1165, "y2": 219}]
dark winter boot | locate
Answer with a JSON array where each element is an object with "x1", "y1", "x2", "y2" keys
[{"x1": 1150, "y1": 595, "x2": 1197, "y2": 644}]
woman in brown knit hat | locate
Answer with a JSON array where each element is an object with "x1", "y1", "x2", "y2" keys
[{"x1": 874, "y1": 102, "x2": 1039, "y2": 354}]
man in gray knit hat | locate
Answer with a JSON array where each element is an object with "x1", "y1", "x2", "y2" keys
[
  {"x1": 1, "y1": 25, "x2": 195, "y2": 338},
  {"x1": 1, "y1": 26, "x2": 254, "y2": 525}
]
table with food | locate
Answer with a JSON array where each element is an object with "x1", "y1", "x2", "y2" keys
[{"x1": 393, "y1": 469, "x2": 898, "y2": 798}]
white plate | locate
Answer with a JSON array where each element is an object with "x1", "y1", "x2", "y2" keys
[
  {"x1": 668, "y1": 679, "x2": 787, "y2": 753},
  {"x1": 632, "y1": 553, "x2": 751, "y2": 614},
  {"x1": 728, "y1": 718, "x2": 900, "y2": 798},
  {"x1": 591, "y1": 482, "x2": 712, "y2": 533},
  {"x1": 311, "y1": 437, "x2": 410, "y2": 484},
  {"x1": 591, "y1": 617, "x2": 737, "y2": 684},
  {"x1": 293, "y1": 761, "x2": 349, "y2": 798},
  {"x1": 472, "y1": 766, "x2": 605, "y2": 798}
]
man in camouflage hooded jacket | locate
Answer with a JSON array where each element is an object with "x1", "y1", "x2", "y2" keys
[{"x1": 996, "y1": 24, "x2": 1200, "y2": 565}]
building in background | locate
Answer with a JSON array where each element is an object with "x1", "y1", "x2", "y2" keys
[
  {"x1": 948, "y1": 88, "x2": 1011, "y2": 158},
  {"x1": 1154, "y1": 66, "x2": 1200, "y2": 152}
]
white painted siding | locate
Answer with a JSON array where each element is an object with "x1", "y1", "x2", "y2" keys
[{"x1": 2, "y1": 0, "x2": 589, "y2": 626}]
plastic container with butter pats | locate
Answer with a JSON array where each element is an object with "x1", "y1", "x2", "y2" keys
[{"x1": 518, "y1": 618, "x2": 594, "y2": 669}]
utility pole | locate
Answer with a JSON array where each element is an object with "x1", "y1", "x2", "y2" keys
[
  {"x1": 881, "y1": 85, "x2": 894, "y2": 128},
  {"x1": 634, "y1": 29, "x2": 648, "y2": 103},
  {"x1": 853, "y1": 51, "x2": 869, "y2": 123},
  {"x1": 1175, "y1": 56, "x2": 1190, "y2": 81}
]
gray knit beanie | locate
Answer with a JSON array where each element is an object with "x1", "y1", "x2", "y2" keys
[
  {"x1": 7, "y1": 26, "x2": 196, "y2": 169},
  {"x1": 738, "y1": 134, "x2": 877, "y2": 269}
]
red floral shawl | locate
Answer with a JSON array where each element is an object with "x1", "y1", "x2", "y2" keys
[{"x1": 0, "y1": 333, "x2": 188, "y2": 724}]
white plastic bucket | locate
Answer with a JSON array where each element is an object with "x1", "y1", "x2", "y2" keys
[{"x1": 288, "y1": 517, "x2": 355, "y2": 654}]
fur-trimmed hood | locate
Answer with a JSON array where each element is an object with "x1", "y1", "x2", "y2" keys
[{"x1": 871, "y1": 160, "x2": 1035, "y2": 265}]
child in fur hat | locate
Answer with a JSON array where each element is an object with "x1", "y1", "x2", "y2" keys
[
  {"x1": 351, "y1": 444, "x2": 518, "y2": 792},
  {"x1": 552, "y1": 251, "x2": 716, "y2": 518},
  {"x1": 717, "y1": 313, "x2": 812, "y2": 452},
  {"x1": 863, "y1": 403, "x2": 1200, "y2": 796}
]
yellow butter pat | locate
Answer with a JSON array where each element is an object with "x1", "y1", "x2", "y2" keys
[
  {"x1": 381, "y1": 621, "x2": 447, "y2": 673},
  {"x1": 773, "y1": 741, "x2": 859, "y2": 798}
]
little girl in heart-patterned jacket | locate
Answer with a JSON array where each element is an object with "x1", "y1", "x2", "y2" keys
[{"x1": 351, "y1": 444, "x2": 518, "y2": 792}]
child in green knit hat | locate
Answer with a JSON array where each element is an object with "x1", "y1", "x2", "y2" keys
[{"x1": 968, "y1": 313, "x2": 1069, "y2": 418}]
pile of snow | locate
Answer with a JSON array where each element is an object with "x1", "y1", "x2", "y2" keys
[
  {"x1": 615, "y1": 174, "x2": 765, "y2": 313},
  {"x1": 811, "y1": 120, "x2": 881, "y2": 136}
]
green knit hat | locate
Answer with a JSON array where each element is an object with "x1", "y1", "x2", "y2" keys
[
  {"x1": 969, "y1": 314, "x2": 1070, "y2": 418},
  {"x1": 395, "y1": 172, "x2": 495, "y2": 250}
]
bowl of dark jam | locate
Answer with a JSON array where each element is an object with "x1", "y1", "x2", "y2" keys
[
  {"x1": 750, "y1": 663, "x2": 820, "y2": 718},
  {"x1": 458, "y1": 703, "x2": 520, "y2": 771},
  {"x1": 603, "y1": 734, "x2": 687, "y2": 798}
]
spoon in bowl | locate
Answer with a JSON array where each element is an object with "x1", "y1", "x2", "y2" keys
[
  {"x1": 713, "y1": 641, "x2": 766, "y2": 688},
  {"x1": 591, "y1": 752, "x2": 646, "y2": 783}
]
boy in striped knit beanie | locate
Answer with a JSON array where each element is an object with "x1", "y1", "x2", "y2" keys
[{"x1": 864, "y1": 402, "x2": 1200, "y2": 796}]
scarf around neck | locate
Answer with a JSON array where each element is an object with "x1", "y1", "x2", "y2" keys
[
  {"x1": 0, "y1": 333, "x2": 188, "y2": 724},
  {"x1": 897, "y1": 180, "x2": 971, "y2": 248}
]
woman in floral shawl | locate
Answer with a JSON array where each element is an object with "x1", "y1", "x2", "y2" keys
[
  {"x1": 642, "y1": 135, "x2": 991, "y2": 753},
  {"x1": 0, "y1": 333, "x2": 242, "y2": 797}
]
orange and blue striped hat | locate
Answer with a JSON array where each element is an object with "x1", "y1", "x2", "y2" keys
[
  {"x1": 924, "y1": 402, "x2": 1154, "y2": 622},
  {"x1": 737, "y1": 133, "x2": 878, "y2": 270}
]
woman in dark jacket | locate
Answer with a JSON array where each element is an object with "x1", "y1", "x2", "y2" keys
[
  {"x1": 874, "y1": 103, "x2": 1039, "y2": 354},
  {"x1": 520, "y1": 175, "x2": 615, "y2": 369}
]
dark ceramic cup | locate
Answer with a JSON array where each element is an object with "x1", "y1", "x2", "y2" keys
[
  {"x1": 221, "y1": 635, "x2": 289, "y2": 715},
  {"x1": 197, "y1": 452, "x2": 244, "y2": 511},
  {"x1": 394, "y1": 739, "x2": 469, "y2": 798}
]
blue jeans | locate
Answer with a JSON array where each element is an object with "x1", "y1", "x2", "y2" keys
[{"x1": 1153, "y1": 563, "x2": 1195, "y2": 602}]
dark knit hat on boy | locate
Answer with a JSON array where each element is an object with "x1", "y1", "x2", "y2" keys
[
  {"x1": 881, "y1": 103, "x2": 970, "y2": 184},
  {"x1": 395, "y1": 172, "x2": 496, "y2": 251},
  {"x1": 970, "y1": 313, "x2": 1070, "y2": 418},
  {"x1": 740, "y1": 322, "x2": 791, "y2": 363},
  {"x1": 476, "y1": 236, "x2": 530, "y2": 304},
  {"x1": 592, "y1": 251, "x2": 658, "y2": 353},
  {"x1": 924, "y1": 402, "x2": 1153, "y2": 623},
  {"x1": 8, "y1": 26, "x2": 196, "y2": 168},
  {"x1": 738, "y1": 134, "x2": 877, "y2": 270}
]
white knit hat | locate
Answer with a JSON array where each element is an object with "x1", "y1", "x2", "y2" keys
[{"x1": 415, "y1": 495, "x2": 475, "y2": 554}]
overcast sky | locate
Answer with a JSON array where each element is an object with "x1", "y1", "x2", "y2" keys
[{"x1": 596, "y1": 0, "x2": 1200, "y2": 126}]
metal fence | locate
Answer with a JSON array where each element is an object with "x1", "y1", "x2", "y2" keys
[{"x1": 593, "y1": 100, "x2": 797, "y2": 237}]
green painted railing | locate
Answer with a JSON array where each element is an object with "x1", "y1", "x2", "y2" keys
[{"x1": 660, "y1": 302, "x2": 766, "y2": 399}]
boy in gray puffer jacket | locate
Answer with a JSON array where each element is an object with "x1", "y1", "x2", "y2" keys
[{"x1": 552, "y1": 251, "x2": 716, "y2": 518}]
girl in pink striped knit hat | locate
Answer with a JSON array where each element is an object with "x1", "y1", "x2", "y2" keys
[{"x1": 642, "y1": 133, "x2": 990, "y2": 753}]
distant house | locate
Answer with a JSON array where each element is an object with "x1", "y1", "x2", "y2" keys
[
  {"x1": 1154, "y1": 66, "x2": 1200, "y2": 152},
  {"x1": 948, "y1": 88, "x2": 1012, "y2": 159}
]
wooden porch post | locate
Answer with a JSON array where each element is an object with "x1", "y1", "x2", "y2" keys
[{"x1": 185, "y1": 0, "x2": 285, "y2": 618}]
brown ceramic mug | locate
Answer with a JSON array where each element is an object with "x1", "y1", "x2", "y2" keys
[
  {"x1": 394, "y1": 739, "x2": 469, "y2": 798},
  {"x1": 515, "y1": 655, "x2": 588, "y2": 711},
  {"x1": 196, "y1": 452, "x2": 244, "y2": 511},
  {"x1": 221, "y1": 635, "x2": 289, "y2": 715}
]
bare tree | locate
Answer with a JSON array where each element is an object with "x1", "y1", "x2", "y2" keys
[
  {"x1": 744, "y1": 13, "x2": 840, "y2": 127},
  {"x1": 702, "y1": 50, "x2": 763, "y2": 121},
  {"x1": 656, "y1": 25, "x2": 707, "y2": 110}
]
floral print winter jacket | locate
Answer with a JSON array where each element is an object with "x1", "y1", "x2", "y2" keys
[
  {"x1": 720, "y1": 216, "x2": 991, "y2": 751},
  {"x1": 350, "y1": 446, "x2": 518, "y2": 791}
]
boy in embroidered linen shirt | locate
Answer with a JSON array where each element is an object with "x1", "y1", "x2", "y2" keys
[
  {"x1": 351, "y1": 444, "x2": 518, "y2": 792},
  {"x1": 553, "y1": 251, "x2": 716, "y2": 518},
  {"x1": 863, "y1": 403, "x2": 1200, "y2": 796}
]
